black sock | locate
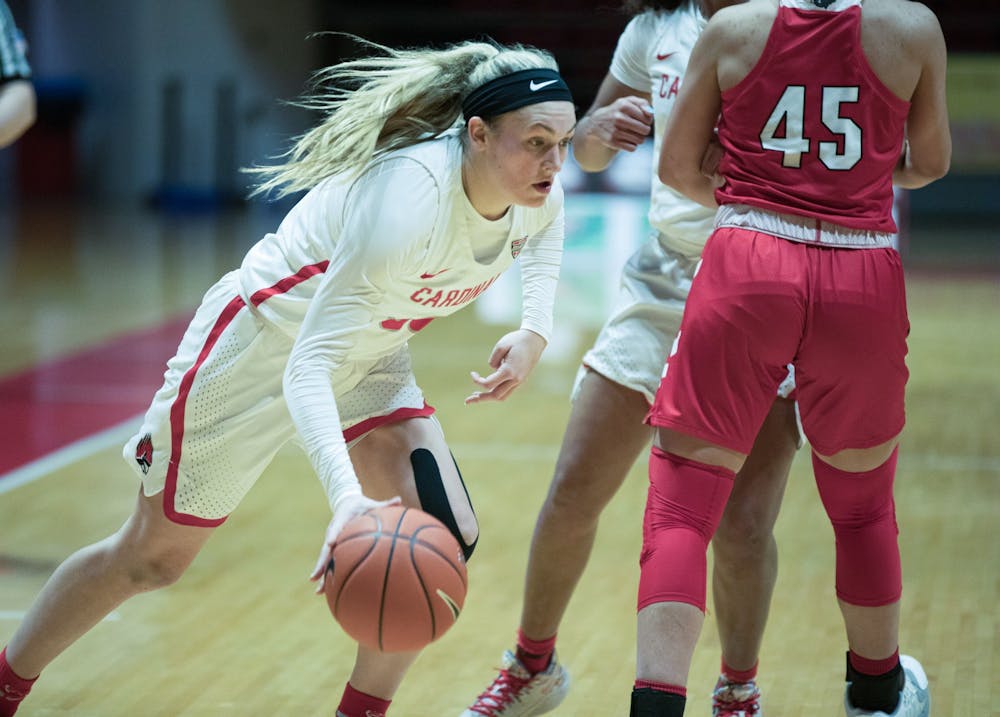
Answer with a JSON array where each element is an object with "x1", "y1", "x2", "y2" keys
[
  {"x1": 630, "y1": 687, "x2": 686, "y2": 717},
  {"x1": 846, "y1": 652, "x2": 904, "y2": 713}
]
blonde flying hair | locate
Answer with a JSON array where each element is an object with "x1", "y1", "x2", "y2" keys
[{"x1": 249, "y1": 37, "x2": 560, "y2": 198}]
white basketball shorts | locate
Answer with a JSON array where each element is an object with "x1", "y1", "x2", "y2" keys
[
  {"x1": 573, "y1": 232, "x2": 796, "y2": 404},
  {"x1": 122, "y1": 271, "x2": 431, "y2": 527}
]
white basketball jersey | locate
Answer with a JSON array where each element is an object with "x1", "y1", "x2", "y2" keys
[
  {"x1": 236, "y1": 131, "x2": 564, "y2": 397},
  {"x1": 610, "y1": 3, "x2": 716, "y2": 255}
]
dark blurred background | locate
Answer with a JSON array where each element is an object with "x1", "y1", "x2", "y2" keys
[{"x1": 1, "y1": 0, "x2": 997, "y2": 267}]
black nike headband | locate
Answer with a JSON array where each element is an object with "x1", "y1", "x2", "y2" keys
[{"x1": 461, "y1": 68, "x2": 574, "y2": 122}]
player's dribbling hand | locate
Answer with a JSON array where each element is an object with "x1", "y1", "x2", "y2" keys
[
  {"x1": 465, "y1": 329, "x2": 546, "y2": 404},
  {"x1": 310, "y1": 493, "x2": 402, "y2": 594}
]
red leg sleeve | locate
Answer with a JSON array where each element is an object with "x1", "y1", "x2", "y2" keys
[{"x1": 638, "y1": 447, "x2": 735, "y2": 612}]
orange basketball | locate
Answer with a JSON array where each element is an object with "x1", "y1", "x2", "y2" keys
[{"x1": 324, "y1": 505, "x2": 468, "y2": 652}]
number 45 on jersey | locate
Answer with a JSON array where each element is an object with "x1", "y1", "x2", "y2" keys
[{"x1": 761, "y1": 85, "x2": 862, "y2": 170}]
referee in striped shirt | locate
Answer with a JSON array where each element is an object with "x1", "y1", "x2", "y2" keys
[{"x1": 0, "y1": 0, "x2": 34, "y2": 147}]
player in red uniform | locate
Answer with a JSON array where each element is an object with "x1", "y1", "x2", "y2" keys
[{"x1": 632, "y1": 0, "x2": 950, "y2": 715}]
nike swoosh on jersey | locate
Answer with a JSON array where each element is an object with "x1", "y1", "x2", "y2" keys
[
  {"x1": 656, "y1": 51, "x2": 676, "y2": 60},
  {"x1": 419, "y1": 268, "x2": 450, "y2": 279},
  {"x1": 529, "y1": 79, "x2": 558, "y2": 91}
]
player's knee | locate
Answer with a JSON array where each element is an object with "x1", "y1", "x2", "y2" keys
[
  {"x1": 637, "y1": 449, "x2": 736, "y2": 611},
  {"x1": 544, "y1": 457, "x2": 619, "y2": 528},
  {"x1": 712, "y1": 501, "x2": 774, "y2": 562},
  {"x1": 107, "y1": 526, "x2": 196, "y2": 591},
  {"x1": 122, "y1": 552, "x2": 191, "y2": 591},
  {"x1": 543, "y1": 477, "x2": 601, "y2": 528},
  {"x1": 813, "y1": 448, "x2": 901, "y2": 605},
  {"x1": 410, "y1": 449, "x2": 478, "y2": 561},
  {"x1": 813, "y1": 448, "x2": 897, "y2": 525},
  {"x1": 712, "y1": 475, "x2": 784, "y2": 561}
]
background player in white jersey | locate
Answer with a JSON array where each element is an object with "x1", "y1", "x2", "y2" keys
[
  {"x1": 463, "y1": 3, "x2": 798, "y2": 716},
  {"x1": 0, "y1": 0, "x2": 35, "y2": 147},
  {"x1": 634, "y1": 0, "x2": 949, "y2": 715},
  {"x1": 0, "y1": 39, "x2": 576, "y2": 717}
]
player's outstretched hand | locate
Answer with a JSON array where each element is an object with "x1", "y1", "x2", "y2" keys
[
  {"x1": 310, "y1": 493, "x2": 402, "y2": 594},
  {"x1": 465, "y1": 329, "x2": 546, "y2": 404}
]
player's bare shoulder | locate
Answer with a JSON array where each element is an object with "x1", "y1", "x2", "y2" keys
[
  {"x1": 707, "y1": 0, "x2": 777, "y2": 54},
  {"x1": 864, "y1": 0, "x2": 942, "y2": 42},
  {"x1": 861, "y1": 0, "x2": 945, "y2": 95},
  {"x1": 706, "y1": 0, "x2": 776, "y2": 86},
  {"x1": 711, "y1": 0, "x2": 778, "y2": 28}
]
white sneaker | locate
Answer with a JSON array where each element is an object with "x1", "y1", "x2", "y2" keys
[
  {"x1": 845, "y1": 655, "x2": 930, "y2": 717},
  {"x1": 461, "y1": 650, "x2": 570, "y2": 716},
  {"x1": 712, "y1": 675, "x2": 763, "y2": 716}
]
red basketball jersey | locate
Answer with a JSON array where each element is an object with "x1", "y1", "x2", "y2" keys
[{"x1": 715, "y1": 0, "x2": 910, "y2": 232}]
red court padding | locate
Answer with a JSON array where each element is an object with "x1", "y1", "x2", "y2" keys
[{"x1": 0, "y1": 315, "x2": 192, "y2": 477}]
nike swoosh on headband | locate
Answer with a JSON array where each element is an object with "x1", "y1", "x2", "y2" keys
[{"x1": 529, "y1": 79, "x2": 559, "y2": 91}]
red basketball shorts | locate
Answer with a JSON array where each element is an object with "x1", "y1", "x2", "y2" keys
[{"x1": 647, "y1": 228, "x2": 909, "y2": 456}]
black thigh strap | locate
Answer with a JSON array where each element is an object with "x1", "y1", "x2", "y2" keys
[{"x1": 410, "y1": 448, "x2": 478, "y2": 561}]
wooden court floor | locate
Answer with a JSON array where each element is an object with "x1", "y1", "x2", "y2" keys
[{"x1": 1, "y1": 204, "x2": 997, "y2": 715}]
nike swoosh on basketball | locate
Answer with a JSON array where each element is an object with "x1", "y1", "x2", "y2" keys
[
  {"x1": 420, "y1": 268, "x2": 450, "y2": 279},
  {"x1": 529, "y1": 79, "x2": 558, "y2": 91},
  {"x1": 656, "y1": 51, "x2": 675, "y2": 60}
]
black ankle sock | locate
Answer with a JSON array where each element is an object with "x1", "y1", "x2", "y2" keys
[
  {"x1": 846, "y1": 652, "x2": 904, "y2": 713},
  {"x1": 630, "y1": 687, "x2": 686, "y2": 717}
]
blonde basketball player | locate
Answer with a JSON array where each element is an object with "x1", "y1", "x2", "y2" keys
[{"x1": 0, "y1": 38, "x2": 576, "y2": 717}]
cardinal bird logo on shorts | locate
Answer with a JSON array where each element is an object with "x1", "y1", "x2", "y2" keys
[
  {"x1": 511, "y1": 236, "x2": 527, "y2": 259},
  {"x1": 135, "y1": 433, "x2": 153, "y2": 474}
]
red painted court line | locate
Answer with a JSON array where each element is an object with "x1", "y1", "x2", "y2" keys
[{"x1": 0, "y1": 315, "x2": 192, "y2": 478}]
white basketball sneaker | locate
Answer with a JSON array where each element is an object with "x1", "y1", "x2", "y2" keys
[
  {"x1": 712, "y1": 675, "x2": 763, "y2": 716},
  {"x1": 844, "y1": 655, "x2": 930, "y2": 717},
  {"x1": 461, "y1": 650, "x2": 570, "y2": 716}
]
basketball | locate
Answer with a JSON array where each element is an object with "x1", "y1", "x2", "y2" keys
[{"x1": 324, "y1": 505, "x2": 468, "y2": 652}]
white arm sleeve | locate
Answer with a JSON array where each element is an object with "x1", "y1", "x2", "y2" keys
[
  {"x1": 517, "y1": 199, "x2": 564, "y2": 342},
  {"x1": 282, "y1": 159, "x2": 437, "y2": 511}
]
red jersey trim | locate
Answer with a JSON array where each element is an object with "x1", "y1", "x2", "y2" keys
[
  {"x1": 163, "y1": 261, "x2": 331, "y2": 526},
  {"x1": 343, "y1": 403, "x2": 436, "y2": 444},
  {"x1": 162, "y1": 261, "x2": 424, "y2": 526},
  {"x1": 249, "y1": 260, "x2": 330, "y2": 307},
  {"x1": 163, "y1": 295, "x2": 247, "y2": 528}
]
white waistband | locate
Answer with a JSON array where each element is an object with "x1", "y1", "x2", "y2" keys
[
  {"x1": 780, "y1": 0, "x2": 861, "y2": 11},
  {"x1": 715, "y1": 204, "x2": 895, "y2": 249}
]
